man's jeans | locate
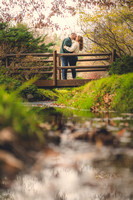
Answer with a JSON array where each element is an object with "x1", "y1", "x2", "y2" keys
[
  {"x1": 69, "y1": 56, "x2": 77, "y2": 79},
  {"x1": 61, "y1": 56, "x2": 77, "y2": 80},
  {"x1": 61, "y1": 56, "x2": 69, "y2": 80}
]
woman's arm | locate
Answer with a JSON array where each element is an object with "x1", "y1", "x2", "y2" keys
[{"x1": 64, "y1": 42, "x2": 78, "y2": 52}]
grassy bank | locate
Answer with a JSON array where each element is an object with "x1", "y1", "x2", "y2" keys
[
  {"x1": 57, "y1": 73, "x2": 133, "y2": 113},
  {"x1": 0, "y1": 72, "x2": 58, "y2": 102}
]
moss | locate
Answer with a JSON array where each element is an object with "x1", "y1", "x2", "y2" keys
[
  {"x1": 57, "y1": 73, "x2": 133, "y2": 113},
  {"x1": 39, "y1": 89, "x2": 59, "y2": 101}
]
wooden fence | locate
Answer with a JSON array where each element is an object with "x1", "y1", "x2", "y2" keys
[{"x1": 1, "y1": 49, "x2": 116, "y2": 88}]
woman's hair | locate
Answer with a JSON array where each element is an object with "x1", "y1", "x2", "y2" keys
[{"x1": 77, "y1": 36, "x2": 83, "y2": 51}]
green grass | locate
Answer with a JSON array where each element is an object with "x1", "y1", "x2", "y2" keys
[
  {"x1": 39, "y1": 88, "x2": 59, "y2": 100},
  {"x1": 57, "y1": 73, "x2": 133, "y2": 113}
]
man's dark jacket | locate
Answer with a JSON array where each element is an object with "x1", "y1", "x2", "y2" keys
[{"x1": 60, "y1": 37, "x2": 72, "y2": 53}]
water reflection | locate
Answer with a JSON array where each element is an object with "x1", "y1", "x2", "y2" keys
[
  {"x1": 1, "y1": 142, "x2": 133, "y2": 200},
  {"x1": 0, "y1": 104, "x2": 133, "y2": 200}
]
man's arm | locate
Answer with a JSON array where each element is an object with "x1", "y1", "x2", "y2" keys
[
  {"x1": 62, "y1": 38, "x2": 72, "y2": 53},
  {"x1": 64, "y1": 38, "x2": 71, "y2": 47}
]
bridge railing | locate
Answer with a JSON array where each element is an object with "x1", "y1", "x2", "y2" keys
[
  {"x1": 57, "y1": 50, "x2": 115, "y2": 79},
  {"x1": 3, "y1": 53, "x2": 54, "y2": 77},
  {"x1": 0, "y1": 49, "x2": 116, "y2": 87}
]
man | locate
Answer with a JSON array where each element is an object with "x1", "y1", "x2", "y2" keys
[{"x1": 60, "y1": 33, "x2": 77, "y2": 80}]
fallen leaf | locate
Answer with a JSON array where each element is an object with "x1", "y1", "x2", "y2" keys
[
  {"x1": 0, "y1": 128, "x2": 15, "y2": 143},
  {"x1": 117, "y1": 128, "x2": 126, "y2": 136}
]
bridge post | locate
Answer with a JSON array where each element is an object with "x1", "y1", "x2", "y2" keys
[
  {"x1": 110, "y1": 49, "x2": 116, "y2": 64},
  {"x1": 53, "y1": 50, "x2": 57, "y2": 86},
  {"x1": 57, "y1": 56, "x2": 61, "y2": 80},
  {"x1": 58, "y1": 57, "x2": 61, "y2": 80},
  {"x1": 5, "y1": 56, "x2": 9, "y2": 67}
]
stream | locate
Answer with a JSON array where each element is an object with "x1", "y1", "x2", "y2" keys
[{"x1": 0, "y1": 102, "x2": 133, "y2": 200}]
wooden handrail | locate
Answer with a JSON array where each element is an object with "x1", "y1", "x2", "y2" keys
[
  {"x1": 58, "y1": 52, "x2": 111, "y2": 57},
  {"x1": 7, "y1": 66, "x2": 53, "y2": 69},
  {"x1": 1, "y1": 52, "x2": 112, "y2": 58},
  {"x1": 5, "y1": 53, "x2": 53, "y2": 57}
]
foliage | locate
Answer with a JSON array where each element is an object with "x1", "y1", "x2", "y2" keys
[
  {"x1": 0, "y1": 88, "x2": 43, "y2": 141},
  {"x1": 79, "y1": 5, "x2": 133, "y2": 56},
  {"x1": 0, "y1": 67, "x2": 60, "y2": 101},
  {"x1": 57, "y1": 73, "x2": 133, "y2": 113},
  {"x1": 0, "y1": 69, "x2": 44, "y2": 101},
  {"x1": 20, "y1": 84, "x2": 44, "y2": 101},
  {"x1": 0, "y1": 23, "x2": 55, "y2": 56},
  {"x1": 0, "y1": 0, "x2": 131, "y2": 29},
  {"x1": 109, "y1": 55, "x2": 133, "y2": 75},
  {"x1": 0, "y1": 68, "x2": 21, "y2": 91},
  {"x1": 39, "y1": 89, "x2": 59, "y2": 101},
  {"x1": 0, "y1": 23, "x2": 55, "y2": 80}
]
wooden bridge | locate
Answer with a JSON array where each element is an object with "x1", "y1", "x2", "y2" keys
[{"x1": 2, "y1": 49, "x2": 116, "y2": 88}]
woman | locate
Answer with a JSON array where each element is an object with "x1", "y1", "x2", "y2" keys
[{"x1": 63, "y1": 36, "x2": 83, "y2": 79}]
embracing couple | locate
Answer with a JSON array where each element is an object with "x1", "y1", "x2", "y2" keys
[{"x1": 60, "y1": 33, "x2": 83, "y2": 80}]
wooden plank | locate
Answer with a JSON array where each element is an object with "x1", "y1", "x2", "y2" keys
[
  {"x1": 57, "y1": 56, "x2": 61, "y2": 80},
  {"x1": 6, "y1": 57, "x2": 9, "y2": 67},
  {"x1": 10, "y1": 71, "x2": 53, "y2": 74},
  {"x1": 58, "y1": 52, "x2": 111, "y2": 57},
  {"x1": 34, "y1": 79, "x2": 92, "y2": 88},
  {"x1": 57, "y1": 79, "x2": 92, "y2": 87},
  {"x1": 68, "y1": 69, "x2": 108, "y2": 72},
  {"x1": 7, "y1": 66, "x2": 53, "y2": 69},
  {"x1": 10, "y1": 69, "x2": 107, "y2": 74},
  {"x1": 110, "y1": 49, "x2": 116, "y2": 63},
  {"x1": 6, "y1": 53, "x2": 53, "y2": 57},
  {"x1": 8, "y1": 58, "x2": 53, "y2": 62},
  {"x1": 35, "y1": 80, "x2": 54, "y2": 87},
  {"x1": 59, "y1": 69, "x2": 61, "y2": 80},
  {"x1": 13, "y1": 60, "x2": 53, "y2": 63},
  {"x1": 58, "y1": 65, "x2": 110, "y2": 69},
  {"x1": 8, "y1": 66, "x2": 109, "y2": 70},
  {"x1": 53, "y1": 50, "x2": 57, "y2": 86},
  {"x1": 59, "y1": 57, "x2": 61, "y2": 80},
  {"x1": 77, "y1": 57, "x2": 110, "y2": 62},
  {"x1": 3, "y1": 52, "x2": 112, "y2": 58}
]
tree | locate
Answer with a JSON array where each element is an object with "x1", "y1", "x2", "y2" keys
[
  {"x1": 79, "y1": 5, "x2": 133, "y2": 56},
  {"x1": 0, "y1": 23, "x2": 55, "y2": 56},
  {"x1": 0, "y1": 0, "x2": 132, "y2": 29},
  {"x1": 0, "y1": 23, "x2": 55, "y2": 80}
]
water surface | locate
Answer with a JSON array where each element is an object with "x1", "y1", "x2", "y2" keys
[{"x1": 1, "y1": 102, "x2": 133, "y2": 200}]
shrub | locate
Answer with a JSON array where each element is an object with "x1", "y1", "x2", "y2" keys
[
  {"x1": 0, "y1": 70, "x2": 44, "y2": 101},
  {"x1": 109, "y1": 55, "x2": 133, "y2": 75},
  {"x1": 0, "y1": 88, "x2": 43, "y2": 140},
  {"x1": 21, "y1": 84, "x2": 44, "y2": 101}
]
